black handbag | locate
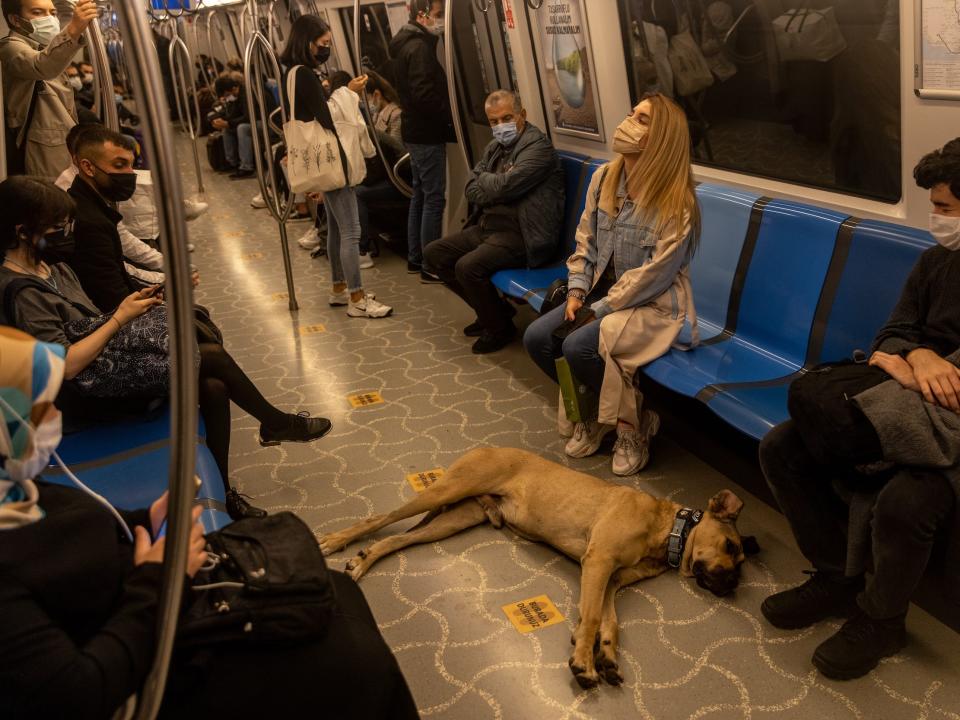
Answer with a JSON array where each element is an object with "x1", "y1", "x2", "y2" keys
[
  {"x1": 177, "y1": 512, "x2": 338, "y2": 649},
  {"x1": 539, "y1": 278, "x2": 568, "y2": 315}
]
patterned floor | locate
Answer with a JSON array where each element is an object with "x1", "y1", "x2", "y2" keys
[{"x1": 179, "y1": 141, "x2": 960, "y2": 720}]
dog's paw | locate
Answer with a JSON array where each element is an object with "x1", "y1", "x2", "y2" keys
[
  {"x1": 596, "y1": 655, "x2": 624, "y2": 686},
  {"x1": 318, "y1": 532, "x2": 347, "y2": 556},
  {"x1": 568, "y1": 656, "x2": 599, "y2": 689},
  {"x1": 345, "y1": 548, "x2": 372, "y2": 581}
]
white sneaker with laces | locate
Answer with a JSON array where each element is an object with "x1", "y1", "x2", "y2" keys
[
  {"x1": 250, "y1": 193, "x2": 267, "y2": 209},
  {"x1": 347, "y1": 295, "x2": 392, "y2": 318},
  {"x1": 611, "y1": 410, "x2": 661, "y2": 476},
  {"x1": 359, "y1": 252, "x2": 374, "y2": 269},
  {"x1": 183, "y1": 198, "x2": 208, "y2": 221},
  {"x1": 297, "y1": 227, "x2": 320, "y2": 250},
  {"x1": 329, "y1": 290, "x2": 374, "y2": 307},
  {"x1": 564, "y1": 420, "x2": 614, "y2": 459}
]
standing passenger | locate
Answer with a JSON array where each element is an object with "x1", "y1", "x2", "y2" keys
[
  {"x1": 0, "y1": 0, "x2": 98, "y2": 178},
  {"x1": 388, "y1": 0, "x2": 455, "y2": 282},
  {"x1": 281, "y1": 15, "x2": 393, "y2": 318},
  {"x1": 523, "y1": 94, "x2": 700, "y2": 476}
]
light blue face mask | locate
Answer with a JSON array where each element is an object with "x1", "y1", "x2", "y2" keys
[
  {"x1": 20, "y1": 14, "x2": 60, "y2": 47},
  {"x1": 491, "y1": 121, "x2": 519, "y2": 147}
]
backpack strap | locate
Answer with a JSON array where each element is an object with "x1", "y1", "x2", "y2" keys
[
  {"x1": 16, "y1": 81, "x2": 44, "y2": 149},
  {"x1": 2, "y1": 275, "x2": 98, "y2": 328}
]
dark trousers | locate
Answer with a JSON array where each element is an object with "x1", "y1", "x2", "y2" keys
[
  {"x1": 760, "y1": 420, "x2": 954, "y2": 619},
  {"x1": 423, "y1": 225, "x2": 526, "y2": 335}
]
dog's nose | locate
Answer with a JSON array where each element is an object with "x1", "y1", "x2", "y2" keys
[{"x1": 692, "y1": 560, "x2": 705, "y2": 575}]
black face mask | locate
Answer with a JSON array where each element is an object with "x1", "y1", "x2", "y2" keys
[
  {"x1": 314, "y1": 45, "x2": 331, "y2": 64},
  {"x1": 92, "y1": 165, "x2": 137, "y2": 202},
  {"x1": 38, "y1": 223, "x2": 76, "y2": 263}
]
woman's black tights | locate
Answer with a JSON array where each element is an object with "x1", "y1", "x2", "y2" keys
[{"x1": 197, "y1": 343, "x2": 288, "y2": 488}]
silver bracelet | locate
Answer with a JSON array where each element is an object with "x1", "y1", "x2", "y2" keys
[{"x1": 568, "y1": 289, "x2": 586, "y2": 301}]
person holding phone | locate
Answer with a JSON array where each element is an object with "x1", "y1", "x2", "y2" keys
[
  {"x1": 523, "y1": 93, "x2": 700, "y2": 476},
  {"x1": 0, "y1": 0, "x2": 99, "y2": 178}
]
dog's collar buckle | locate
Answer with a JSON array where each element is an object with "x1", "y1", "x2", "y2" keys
[{"x1": 667, "y1": 507, "x2": 703, "y2": 569}]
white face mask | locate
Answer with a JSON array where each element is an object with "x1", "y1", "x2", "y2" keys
[
  {"x1": 929, "y1": 213, "x2": 960, "y2": 251},
  {"x1": 428, "y1": 18, "x2": 445, "y2": 35},
  {"x1": 0, "y1": 397, "x2": 61, "y2": 484},
  {"x1": 21, "y1": 14, "x2": 60, "y2": 47},
  {"x1": 67, "y1": 75, "x2": 83, "y2": 91}
]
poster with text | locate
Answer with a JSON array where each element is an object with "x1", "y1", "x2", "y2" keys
[{"x1": 534, "y1": 0, "x2": 604, "y2": 141}]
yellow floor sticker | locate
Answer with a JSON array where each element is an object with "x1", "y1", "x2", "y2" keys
[
  {"x1": 502, "y1": 595, "x2": 565, "y2": 634},
  {"x1": 298, "y1": 324, "x2": 326, "y2": 335},
  {"x1": 406, "y1": 468, "x2": 444, "y2": 492},
  {"x1": 243, "y1": 251, "x2": 264, "y2": 260},
  {"x1": 348, "y1": 391, "x2": 384, "y2": 408}
]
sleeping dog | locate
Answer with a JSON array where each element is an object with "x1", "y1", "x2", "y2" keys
[{"x1": 320, "y1": 447, "x2": 758, "y2": 688}]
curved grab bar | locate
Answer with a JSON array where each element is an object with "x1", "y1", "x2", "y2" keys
[
  {"x1": 112, "y1": 2, "x2": 199, "y2": 719},
  {"x1": 392, "y1": 153, "x2": 413, "y2": 196},
  {"x1": 86, "y1": 22, "x2": 120, "y2": 131},
  {"x1": 474, "y1": 0, "x2": 491, "y2": 12},
  {"x1": 267, "y1": 104, "x2": 283, "y2": 135},
  {"x1": 443, "y1": 0, "x2": 472, "y2": 171},
  {"x1": 168, "y1": 33, "x2": 206, "y2": 195},
  {"x1": 0, "y1": 64, "x2": 7, "y2": 182},
  {"x1": 526, "y1": 0, "x2": 544, "y2": 8}
]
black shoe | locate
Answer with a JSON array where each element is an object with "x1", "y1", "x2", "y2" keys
[
  {"x1": 407, "y1": 261, "x2": 421, "y2": 274},
  {"x1": 259, "y1": 412, "x2": 333, "y2": 447},
  {"x1": 472, "y1": 326, "x2": 516, "y2": 354},
  {"x1": 420, "y1": 270, "x2": 442, "y2": 284},
  {"x1": 225, "y1": 488, "x2": 267, "y2": 520},
  {"x1": 230, "y1": 168, "x2": 255, "y2": 179},
  {"x1": 464, "y1": 320, "x2": 484, "y2": 337},
  {"x1": 812, "y1": 610, "x2": 907, "y2": 680},
  {"x1": 761, "y1": 571, "x2": 862, "y2": 630}
]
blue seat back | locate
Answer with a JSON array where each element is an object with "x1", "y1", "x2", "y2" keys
[
  {"x1": 554, "y1": 151, "x2": 589, "y2": 260},
  {"x1": 815, "y1": 220, "x2": 933, "y2": 362},
  {"x1": 689, "y1": 183, "x2": 761, "y2": 328},
  {"x1": 735, "y1": 200, "x2": 847, "y2": 366}
]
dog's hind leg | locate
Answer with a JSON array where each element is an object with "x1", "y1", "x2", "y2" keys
[{"x1": 344, "y1": 500, "x2": 488, "y2": 581}]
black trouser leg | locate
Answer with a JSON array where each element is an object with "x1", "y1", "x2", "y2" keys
[
  {"x1": 759, "y1": 420, "x2": 851, "y2": 576},
  {"x1": 860, "y1": 469, "x2": 954, "y2": 619},
  {"x1": 198, "y1": 375, "x2": 231, "y2": 489}
]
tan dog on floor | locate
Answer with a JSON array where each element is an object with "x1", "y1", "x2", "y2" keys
[{"x1": 320, "y1": 447, "x2": 756, "y2": 688}]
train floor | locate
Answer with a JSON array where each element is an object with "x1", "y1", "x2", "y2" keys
[{"x1": 181, "y1": 144, "x2": 960, "y2": 720}]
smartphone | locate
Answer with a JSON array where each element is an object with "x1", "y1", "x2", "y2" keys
[{"x1": 154, "y1": 476, "x2": 202, "y2": 540}]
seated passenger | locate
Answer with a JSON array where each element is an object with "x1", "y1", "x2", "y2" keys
[
  {"x1": 759, "y1": 141, "x2": 960, "y2": 680},
  {"x1": 523, "y1": 94, "x2": 700, "y2": 476},
  {"x1": 211, "y1": 72, "x2": 255, "y2": 180},
  {"x1": 0, "y1": 176, "x2": 332, "y2": 519},
  {"x1": 0, "y1": 327, "x2": 420, "y2": 720},
  {"x1": 423, "y1": 90, "x2": 563, "y2": 354}
]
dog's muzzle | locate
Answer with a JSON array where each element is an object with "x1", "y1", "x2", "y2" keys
[{"x1": 693, "y1": 563, "x2": 740, "y2": 597}]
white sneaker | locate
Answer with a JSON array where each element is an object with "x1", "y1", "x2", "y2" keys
[
  {"x1": 347, "y1": 295, "x2": 392, "y2": 318},
  {"x1": 611, "y1": 411, "x2": 660, "y2": 476},
  {"x1": 329, "y1": 290, "x2": 374, "y2": 307},
  {"x1": 183, "y1": 198, "x2": 208, "y2": 221},
  {"x1": 564, "y1": 420, "x2": 614, "y2": 459},
  {"x1": 297, "y1": 227, "x2": 320, "y2": 250},
  {"x1": 359, "y1": 252, "x2": 374, "y2": 269},
  {"x1": 250, "y1": 193, "x2": 267, "y2": 209}
]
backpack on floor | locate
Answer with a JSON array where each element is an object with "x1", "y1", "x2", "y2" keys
[{"x1": 206, "y1": 131, "x2": 230, "y2": 172}]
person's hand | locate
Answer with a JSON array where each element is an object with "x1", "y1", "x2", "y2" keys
[
  {"x1": 112, "y1": 287, "x2": 163, "y2": 327},
  {"x1": 186, "y1": 506, "x2": 207, "y2": 578},
  {"x1": 134, "y1": 506, "x2": 208, "y2": 578},
  {"x1": 906, "y1": 348, "x2": 960, "y2": 411},
  {"x1": 564, "y1": 295, "x2": 583, "y2": 322},
  {"x1": 347, "y1": 74, "x2": 369, "y2": 94},
  {"x1": 211, "y1": 118, "x2": 229, "y2": 130},
  {"x1": 149, "y1": 490, "x2": 169, "y2": 538},
  {"x1": 66, "y1": 0, "x2": 98, "y2": 39},
  {"x1": 191, "y1": 270, "x2": 201, "y2": 287},
  {"x1": 869, "y1": 351, "x2": 920, "y2": 392},
  {"x1": 134, "y1": 527, "x2": 166, "y2": 567}
]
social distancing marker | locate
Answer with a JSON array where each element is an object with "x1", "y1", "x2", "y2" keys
[
  {"x1": 502, "y1": 595, "x2": 565, "y2": 634},
  {"x1": 406, "y1": 468, "x2": 444, "y2": 492},
  {"x1": 243, "y1": 251, "x2": 264, "y2": 260},
  {"x1": 348, "y1": 391, "x2": 384, "y2": 408},
  {"x1": 271, "y1": 292, "x2": 289, "y2": 301},
  {"x1": 298, "y1": 324, "x2": 326, "y2": 335}
]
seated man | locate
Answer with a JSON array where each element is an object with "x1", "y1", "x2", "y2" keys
[
  {"x1": 759, "y1": 140, "x2": 960, "y2": 679},
  {"x1": 211, "y1": 72, "x2": 263, "y2": 180},
  {"x1": 423, "y1": 89, "x2": 563, "y2": 354}
]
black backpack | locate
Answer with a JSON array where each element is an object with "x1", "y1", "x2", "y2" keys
[{"x1": 206, "y1": 131, "x2": 231, "y2": 172}]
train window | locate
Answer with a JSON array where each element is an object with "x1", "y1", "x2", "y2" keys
[
  {"x1": 617, "y1": 0, "x2": 902, "y2": 203},
  {"x1": 340, "y1": 3, "x2": 395, "y2": 72}
]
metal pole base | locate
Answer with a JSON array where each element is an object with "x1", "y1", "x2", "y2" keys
[{"x1": 277, "y1": 222, "x2": 299, "y2": 312}]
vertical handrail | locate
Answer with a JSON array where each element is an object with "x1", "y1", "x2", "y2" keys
[
  {"x1": 352, "y1": 0, "x2": 412, "y2": 198},
  {"x1": 168, "y1": 32, "x2": 206, "y2": 196},
  {"x1": 0, "y1": 63, "x2": 7, "y2": 182},
  {"x1": 443, "y1": 0, "x2": 470, "y2": 171},
  {"x1": 244, "y1": 4, "x2": 298, "y2": 311},
  {"x1": 114, "y1": 1, "x2": 198, "y2": 720},
  {"x1": 88, "y1": 22, "x2": 120, "y2": 131}
]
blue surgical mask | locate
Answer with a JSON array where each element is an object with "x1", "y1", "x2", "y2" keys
[
  {"x1": 20, "y1": 14, "x2": 60, "y2": 46},
  {"x1": 491, "y1": 121, "x2": 519, "y2": 146}
]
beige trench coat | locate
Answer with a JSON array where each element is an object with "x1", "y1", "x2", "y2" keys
[
  {"x1": 0, "y1": 28, "x2": 83, "y2": 179},
  {"x1": 566, "y1": 165, "x2": 698, "y2": 427}
]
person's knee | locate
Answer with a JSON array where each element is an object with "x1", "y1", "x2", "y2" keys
[
  {"x1": 454, "y1": 254, "x2": 487, "y2": 284},
  {"x1": 874, "y1": 470, "x2": 954, "y2": 533},
  {"x1": 759, "y1": 421, "x2": 805, "y2": 487},
  {"x1": 423, "y1": 240, "x2": 448, "y2": 271},
  {"x1": 522, "y1": 316, "x2": 551, "y2": 360}
]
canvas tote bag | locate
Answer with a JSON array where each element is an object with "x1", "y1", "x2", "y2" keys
[{"x1": 283, "y1": 65, "x2": 346, "y2": 193}]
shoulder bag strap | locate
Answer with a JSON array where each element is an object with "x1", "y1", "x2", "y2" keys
[
  {"x1": 286, "y1": 65, "x2": 301, "y2": 121},
  {"x1": 16, "y1": 80, "x2": 44, "y2": 148},
  {"x1": 3, "y1": 275, "x2": 99, "y2": 323}
]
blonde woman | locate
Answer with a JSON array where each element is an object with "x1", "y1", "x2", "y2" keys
[{"x1": 523, "y1": 93, "x2": 700, "y2": 475}]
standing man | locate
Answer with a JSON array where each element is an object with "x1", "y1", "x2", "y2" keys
[
  {"x1": 388, "y1": 0, "x2": 455, "y2": 282},
  {"x1": 425, "y1": 90, "x2": 563, "y2": 353}
]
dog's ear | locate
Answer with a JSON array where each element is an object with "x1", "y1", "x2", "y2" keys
[
  {"x1": 708, "y1": 489, "x2": 744, "y2": 522},
  {"x1": 740, "y1": 535, "x2": 760, "y2": 556}
]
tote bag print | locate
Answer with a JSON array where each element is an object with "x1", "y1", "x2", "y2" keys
[{"x1": 283, "y1": 66, "x2": 346, "y2": 193}]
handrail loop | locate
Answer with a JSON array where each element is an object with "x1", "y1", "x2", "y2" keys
[
  {"x1": 525, "y1": 0, "x2": 544, "y2": 8},
  {"x1": 474, "y1": 0, "x2": 491, "y2": 13}
]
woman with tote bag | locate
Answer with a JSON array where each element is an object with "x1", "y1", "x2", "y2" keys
[{"x1": 280, "y1": 16, "x2": 393, "y2": 319}]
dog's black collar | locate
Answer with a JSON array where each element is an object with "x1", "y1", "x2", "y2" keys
[{"x1": 667, "y1": 507, "x2": 703, "y2": 569}]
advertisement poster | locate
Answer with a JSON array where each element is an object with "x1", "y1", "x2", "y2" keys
[{"x1": 532, "y1": 0, "x2": 604, "y2": 141}]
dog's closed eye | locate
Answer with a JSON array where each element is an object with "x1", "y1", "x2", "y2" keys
[
  {"x1": 741, "y1": 535, "x2": 761, "y2": 556},
  {"x1": 725, "y1": 539, "x2": 740, "y2": 556}
]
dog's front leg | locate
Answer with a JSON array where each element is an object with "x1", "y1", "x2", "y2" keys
[{"x1": 569, "y1": 551, "x2": 618, "y2": 689}]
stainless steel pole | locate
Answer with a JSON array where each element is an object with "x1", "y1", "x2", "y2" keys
[
  {"x1": 168, "y1": 33, "x2": 206, "y2": 196},
  {"x1": 87, "y1": 22, "x2": 120, "y2": 131},
  {"x1": 443, "y1": 0, "x2": 470, "y2": 172}
]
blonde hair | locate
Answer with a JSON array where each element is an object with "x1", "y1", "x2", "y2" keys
[{"x1": 600, "y1": 93, "x2": 701, "y2": 262}]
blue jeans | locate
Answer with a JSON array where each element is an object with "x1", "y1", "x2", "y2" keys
[
  {"x1": 356, "y1": 179, "x2": 404, "y2": 253},
  {"x1": 523, "y1": 304, "x2": 605, "y2": 396},
  {"x1": 405, "y1": 142, "x2": 446, "y2": 267},
  {"x1": 325, "y1": 185, "x2": 363, "y2": 293},
  {"x1": 222, "y1": 123, "x2": 254, "y2": 171}
]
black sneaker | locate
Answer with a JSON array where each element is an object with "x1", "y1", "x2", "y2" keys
[
  {"x1": 229, "y1": 168, "x2": 256, "y2": 179},
  {"x1": 420, "y1": 270, "x2": 443, "y2": 284},
  {"x1": 463, "y1": 320, "x2": 484, "y2": 337},
  {"x1": 812, "y1": 610, "x2": 907, "y2": 680},
  {"x1": 225, "y1": 488, "x2": 267, "y2": 520},
  {"x1": 407, "y1": 261, "x2": 421, "y2": 274},
  {"x1": 472, "y1": 326, "x2": 516, "y2": 354},
  {"x1": 259, "y1": 412, "x2": 333, "y2": 447},
  {"x1": 761, "y1": 571, "x2": 862, "y2": 629}
]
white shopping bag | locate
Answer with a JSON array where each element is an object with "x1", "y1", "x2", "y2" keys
[
  {"x1": 282, "y1": 65, "x2": 346, "y2": 193},
  {"x1": 773, "y1": 7, "x2": 846, "y2": 63}
]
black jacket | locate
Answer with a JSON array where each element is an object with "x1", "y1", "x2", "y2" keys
[
  {"x1": 387, "y1": 24, "x2": 455, "y2": 145},
  {"x1": 67, "y1": 175, "x2": 138, "y2": 313},
  {"x1": 223, "y1": 86, "x2": 249, "y2": 129},
  {"x1": 465, "y1": 124, "x2": 565, "y2": 268}
]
